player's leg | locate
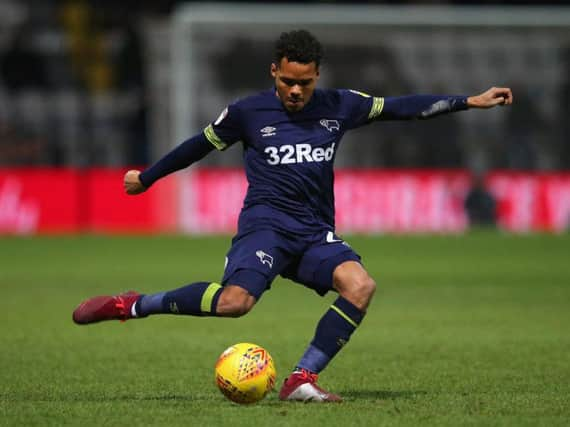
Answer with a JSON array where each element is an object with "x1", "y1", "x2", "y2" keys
[
  {"x1": 72, "y1": 281, "x2": 258, "y2": 324},
  {"x1": 279, "y1": 233, "x2": 376, "y2": 402},
  {"x1": 136, "y1": 281, "x2": 259, "y2": 318},
  {"x1": 72, "y1": 231, "x2": 289, "y2": 324},
  {"x1": 294, "y1": 260, "x2": 375, "y2": 371}
]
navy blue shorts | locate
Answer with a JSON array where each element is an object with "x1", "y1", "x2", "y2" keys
[{"x1": 221, "y1": 229, "x2": 361, "y2": 300}]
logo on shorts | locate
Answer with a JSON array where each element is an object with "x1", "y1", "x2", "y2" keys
[
  {"x1": 256, "y1": 250, "x2": 274, "y2": 269},
  {"x1": 326, "y1": 231, "x2": 342, "y2": 243},
  {"x1": 326, "y1": 231, "x2": 350, "y2": 247}
]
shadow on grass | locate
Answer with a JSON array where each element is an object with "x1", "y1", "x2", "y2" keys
[
  {"x1": 341, "y1": 390, "x2": 427, "y2": 401},
  {"x1": 25, "y1": 394, "x2": 203, "y2": 403},
  {"x1": 115, "y1": 394, "x2": 197, "y2": 402},
  {"x1": 17, "y1": 390, "x2": 426, "y2": 404}
]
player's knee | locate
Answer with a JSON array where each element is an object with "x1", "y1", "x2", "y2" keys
[
  {"x1": 224, "y1": 299, "x2": 254, "y2": 318},
  {"x1": 334, "y1": 262, "x2": 377, "y2": 311},
  {"x1": 347, "y1": 276, "x2": 376, "y2": 312},
  {"x1": 359, "y1": 275, "x2": 377, "y2": 300},
  {"x1": 216, "y1": 285, "x2": 256, "y2": 318},
  {"x1": 350, "y1": 272, "x2": 376, "y2": 302},
  {"x1": 217, "y1": 297, "x2": 254, "y2": 318}
]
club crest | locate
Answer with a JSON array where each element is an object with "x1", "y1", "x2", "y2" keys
[
  {"x1": 320, "y1": 119, "x2": 340, "y2": 132},
  {"x1": 256, "y1": 250, "x2": 274, "y2": 268}
]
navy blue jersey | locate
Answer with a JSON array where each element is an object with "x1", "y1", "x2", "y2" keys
[
  {"x1": 203, "y1": 88, "x2": 382, "y2": 236},
  {"x1": 140, "y1": 87, "x2": 466, "y2": 236}
]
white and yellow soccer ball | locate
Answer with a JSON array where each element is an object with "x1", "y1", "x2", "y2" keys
[{"x1": 215, "y1": 342, "x2": 276, "y2": 404}]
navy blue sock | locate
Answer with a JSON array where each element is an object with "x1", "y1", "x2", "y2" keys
[
  {"x1": 136, "y1": 282, "x2": 223, "y2": 317},
  {"x1": 297, "y1": 296, "x2": 364, "y2": 374}
]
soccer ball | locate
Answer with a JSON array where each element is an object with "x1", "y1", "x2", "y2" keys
[{"x1": 214, "y1": 342, "x2": 276, "y2": 404}]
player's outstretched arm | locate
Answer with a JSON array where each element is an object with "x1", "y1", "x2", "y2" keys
[
  {"x1": 467, "y1": 87, "x2": 513, "y2": 109},
  {"x1": 376, "y1": 87, "x2": 512, "y2": 121}
]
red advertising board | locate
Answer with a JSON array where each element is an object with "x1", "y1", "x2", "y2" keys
[
  {"x1": 1, "y1": 168, "x2": 569, "y2": 234},
  {"x1": 86, "y1": 168, "x2": 177, "y2": 233},
  {"x1": 184, "y1": 169, "x2": 570, "y2": 234},
  {"x1": 0, "y1": 168, "x2": 80, "y2": 233},
  {"x1": 183, "y1": 169, "x2": 471, "y2": 233},
  {"x1": 0, "y1": 168, "x2": 176, "y2": 234},
  {"x1": 334, "y1": 170, "x2": 471, "y2": 233},
  {"x1": 487, "y1": 172, "x2": 570, "y2": 232}
]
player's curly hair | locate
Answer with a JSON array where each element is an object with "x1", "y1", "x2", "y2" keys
[{"x1": 274, "y1": 30, "x2": 323, "y2": 67}]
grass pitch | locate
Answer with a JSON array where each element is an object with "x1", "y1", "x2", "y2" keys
[{"x1": 0, "y1": 233, "x2": 569, "y2": 426}]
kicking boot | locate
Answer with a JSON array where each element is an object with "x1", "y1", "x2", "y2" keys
[
  {"x1": 279, "y1": 368, "x2": 342, "y2": 402},
  {"x1": 73, "y1": 291, "x2": 141, "y2": 324}
]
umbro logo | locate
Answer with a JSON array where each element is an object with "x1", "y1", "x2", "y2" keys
[
  {"x1": 260, "y1": 126, "x2": 276, "y2": 137},
  {"x1": 320, "y1": 119, "x2": 340, "y2": 132},
  {"x1": 169, "y1": 302, "x2": 179, "y2": 314}
]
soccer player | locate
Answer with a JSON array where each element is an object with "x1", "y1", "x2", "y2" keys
[{"x1": 73, "y1": 30, "x2": 513, "y2": 402}]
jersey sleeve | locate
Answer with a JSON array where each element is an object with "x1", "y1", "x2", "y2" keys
[
  {"x1": 203, "y1": 102, "x2": 244, "y2": 151},
  {"x1": 337, "y1": 89, "x2": 384, "y2": 129}
]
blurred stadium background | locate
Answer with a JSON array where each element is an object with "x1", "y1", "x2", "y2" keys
[
  {"x1": 1, "y1": 2, "x2": 569, "y2": 425},
  {"x1": 0, "y1": 0, "x2": 569, "y2": 235}
]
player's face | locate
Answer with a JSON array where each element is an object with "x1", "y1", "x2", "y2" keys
[{"x1": 271, "y1": 58, "x2": 319, "y2": 112}]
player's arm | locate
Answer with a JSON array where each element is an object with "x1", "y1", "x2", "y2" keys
[
  {"x1": 124, "y1": 104, "x2": 243, "y2": 195},
  {"x1": 123, "y1": 134, "x2": 215, "y2": 195},
  {"x1": 378, "y1": 87, "x2": 513, "y2": 120}
]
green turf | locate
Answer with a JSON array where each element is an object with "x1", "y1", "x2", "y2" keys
[{"x1": 1, "y1": 233, "x2": 569, "y2": 426}]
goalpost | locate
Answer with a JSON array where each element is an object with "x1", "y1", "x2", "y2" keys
[
  {"x1": 170, "y1": 3, "x2": 570, "y2": 144},
  {"x1": 167, "y1": 4, "x2": 570, "y2": 233}
]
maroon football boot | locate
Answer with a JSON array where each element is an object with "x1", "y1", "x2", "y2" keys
[{"x1": 73, "y1": 291, "x2": 141, "y2": 324}]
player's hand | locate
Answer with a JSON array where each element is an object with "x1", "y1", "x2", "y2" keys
[
  {"x1": 123, "y1": 170, "x2": 147, "y2": 195},
  {"x1": 467, "y1": 87, "x2": 513, "y2": 109}
]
